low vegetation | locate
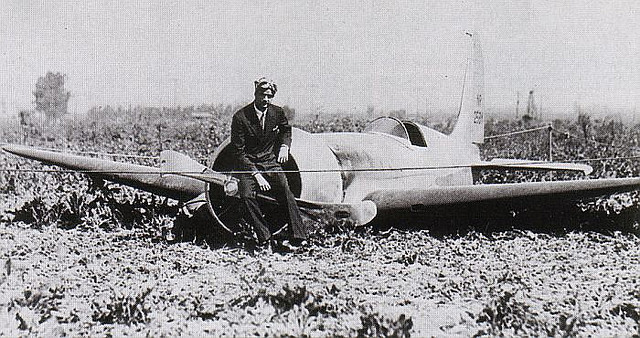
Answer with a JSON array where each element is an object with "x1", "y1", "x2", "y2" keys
[{"x1": 1, "y1": 108, "x2": 639, "y2": 335}]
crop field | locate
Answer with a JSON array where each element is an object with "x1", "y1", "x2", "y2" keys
[{"x1": 1, "y1": 107, "x2": 639, "y2": 336}]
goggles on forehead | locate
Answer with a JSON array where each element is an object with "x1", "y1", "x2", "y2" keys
[{"x1": 254, "y1": 77, "x2": 277, "y2": 95}]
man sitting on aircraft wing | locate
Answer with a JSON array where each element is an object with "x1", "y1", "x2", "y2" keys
[{"x1": 230, "y1": 77, "x2": 308, "y2": 247}]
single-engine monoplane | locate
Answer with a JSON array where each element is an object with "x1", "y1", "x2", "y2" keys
[{"x1": 3, "y1": 35, "x2": 640, "y2": 233}]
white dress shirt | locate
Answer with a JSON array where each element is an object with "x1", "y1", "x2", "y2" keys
[
  {"x1": 254, "y1": 104, "x2": 266, "y2": 130},
  {"x1": 253, "y1": 103, "x2": 289, "y2": 153}
]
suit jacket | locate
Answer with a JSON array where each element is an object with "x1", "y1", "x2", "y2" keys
[{"x1": 230, "y1": 103, "x2": 292, "y2": 173}]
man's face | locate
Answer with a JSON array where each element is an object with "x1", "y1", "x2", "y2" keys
[{"x1": 254, "y1": 90, "x2": 274, "y2": 110}]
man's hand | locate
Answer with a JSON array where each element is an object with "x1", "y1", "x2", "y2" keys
[
  {"x1": 254, "y1": 173, "x2": 271, "y2": 191},
  {"x1": 277, "y1": 146, "x2": 289, "y2": 164}
]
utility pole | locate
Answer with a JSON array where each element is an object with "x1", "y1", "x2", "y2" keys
[
  {"x1": 413, "y1": 60, "x2": 419, "y2": 119},
  {"x1": 526, "y1": 90, "x2": 537, "y2": 119}
]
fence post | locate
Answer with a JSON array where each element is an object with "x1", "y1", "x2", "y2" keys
[
  {"x1": 157, "y1": 124, "x2": 163, "y2": 153},
  {"x1": 548, "y1": 124, "x2": 553, "y2": 162}
]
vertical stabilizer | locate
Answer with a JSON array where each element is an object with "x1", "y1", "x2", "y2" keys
[{"x1": 450, "y1": 34, "x2": 485, "y2": 144}]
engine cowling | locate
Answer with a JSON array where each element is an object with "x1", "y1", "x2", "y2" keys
[{"x1": 206, "y1": 128, "x2": 343, "y2": 232}]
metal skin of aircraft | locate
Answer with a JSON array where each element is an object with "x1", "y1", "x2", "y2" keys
[{"x1": 3, "y1": 35, "x2": 640, "y2": 234}]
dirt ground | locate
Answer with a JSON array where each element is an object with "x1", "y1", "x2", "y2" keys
[{"x1": 1, "y1": 219, "x2": 639, "y2": 336}]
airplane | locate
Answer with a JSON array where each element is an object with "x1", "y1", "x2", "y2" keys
[{"x1": 3, "y1": 34, "x2": 640, "y2": 235}]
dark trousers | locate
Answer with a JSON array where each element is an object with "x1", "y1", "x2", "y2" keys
[{"x1": 238, "y1": 166, "x2": 306, "y2": 242}]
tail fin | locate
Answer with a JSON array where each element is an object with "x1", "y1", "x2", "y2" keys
[{"x1": 450, "y1": 33, "x2": 485, "y2": 144}]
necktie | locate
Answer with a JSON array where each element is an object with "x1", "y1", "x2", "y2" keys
[{"x1": 259, "y1": 112, "x2": 265, "y2": 130}]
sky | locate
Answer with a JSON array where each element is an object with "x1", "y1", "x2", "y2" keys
[{"x1": 1, "y1": 0, "x2": 639, "y2": 118}]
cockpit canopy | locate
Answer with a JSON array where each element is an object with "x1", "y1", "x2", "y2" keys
[{"x1": 364, "y1": 117, "x2": 427, "y2": 147}]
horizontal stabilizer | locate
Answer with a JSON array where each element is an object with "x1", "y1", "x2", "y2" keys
[{"x1": 471, "y1": 159, "x2": 593, "y2": 175}]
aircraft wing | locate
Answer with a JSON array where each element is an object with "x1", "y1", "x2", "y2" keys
[
  {"x1": 470, "y1": 159, "x2": 593, "y2": 175},
  {"x1": 2, "y1": 144, "x2": 207, "y2": 201},
  {"x1": 364, "y1": 177, "x2": 640, "y2": 211},
  {"x1": 2, "y1": 144, "x2": 378, "y2": 225}
]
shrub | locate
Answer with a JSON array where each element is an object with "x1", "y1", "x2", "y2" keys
[
  {"x1": 356, "y1": 313, "x2": 413, "y2": 338},
  {"x1": 92, "y1": 288, "x2": 152, "y2": 325}
]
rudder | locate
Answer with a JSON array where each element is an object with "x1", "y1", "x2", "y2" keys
[{"x1": 450, "y1": 33, "x2": 485, "y2": 144}]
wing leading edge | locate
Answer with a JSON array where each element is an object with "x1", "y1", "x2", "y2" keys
[
  {"x1": 365, "y1": 177, "x2": 640, "y2": 211},
  {"x1": 470, "y1": 159, "x2": 593, "y2": 175}
]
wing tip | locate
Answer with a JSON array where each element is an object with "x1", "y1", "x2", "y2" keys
[
  {"x1": 1, "y1": 144, "x2": 32, "y2": 157},
  {"x1": 2, "y1": 143, "x2": 18, "y2": 153}
]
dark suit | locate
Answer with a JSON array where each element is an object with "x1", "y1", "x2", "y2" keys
[{"x1": 230, "y1": 103, "x2": 306, "y2": 242}]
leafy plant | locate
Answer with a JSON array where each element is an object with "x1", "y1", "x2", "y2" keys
[
  {"x1": 92, "y1": 288, "x2": 152, "y2": 325},
  {"x1": 10, "y1": 286, "x2": 69, "y2": 331},
  {"x1": 356, "y1": 313, "x2": 413, "y2": 338}
]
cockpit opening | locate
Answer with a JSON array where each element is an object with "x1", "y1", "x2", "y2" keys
[
  {"x1": 402, "y1": 121, "x2": 428, "y2": 147},
  {"x1": 364, "y1": 117, "x2": 427, "y2": 147}
]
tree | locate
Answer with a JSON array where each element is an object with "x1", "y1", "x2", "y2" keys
[{"x1": 33, "y1": 72, "x2": 71, "y2": 120}]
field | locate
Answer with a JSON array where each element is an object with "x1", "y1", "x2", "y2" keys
[{"x1": 1, "y1": 107, "x2": 640, "y2": 336}]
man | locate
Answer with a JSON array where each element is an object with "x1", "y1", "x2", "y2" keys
[{"x1": 230, "y1": 77, "x2": 307, "y2": 246}]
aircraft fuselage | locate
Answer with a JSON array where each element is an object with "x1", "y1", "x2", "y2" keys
[{"x1": 316, "y1": 129, "x2": 480, "y2": 203}]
